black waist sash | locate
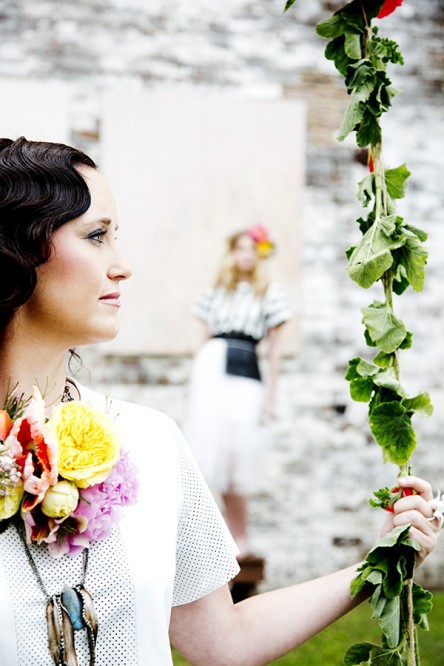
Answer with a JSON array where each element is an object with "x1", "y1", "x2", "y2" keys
[{"x1": 214, "y1": 332, "x2": 261, "y2": 381}]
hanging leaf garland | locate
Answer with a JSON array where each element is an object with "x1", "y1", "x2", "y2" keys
[{"x1": 284, "y1": 2, "x2": 433, "y2": 665}]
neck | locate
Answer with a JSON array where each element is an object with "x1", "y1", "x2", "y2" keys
[
  {"x1": 236, "y1": 272, "x2": 253, "y2": 283},
  {"x1": 0, "y1": 324, "x2": 71, "y2": 414}
]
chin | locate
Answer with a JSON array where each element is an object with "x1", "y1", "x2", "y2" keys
[{"x1": 74, "y1": 327, "x2": 120, "y2": 347}]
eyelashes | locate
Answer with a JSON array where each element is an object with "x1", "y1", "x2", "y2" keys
[{"x1": 87, "y1": 228, "x2": 106, "y2": 243}]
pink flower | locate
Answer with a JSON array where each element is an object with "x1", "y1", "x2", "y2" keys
[
  {"x1": 248, "y1": 224, "x2": 270, "y2": 244},
  {"x1": 46, "y1": 450, "x2": 139, "y2": 556},
  {"x1": 378, "y1": 0, "x2": 404, "y2": 19},
  {"x1": 248, "y1": 224, "x2": 276, "y2": 258}
]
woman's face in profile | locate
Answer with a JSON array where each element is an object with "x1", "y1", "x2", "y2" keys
[
  {"x1": 17, "y1": 167, "x2": 132, "y2": 349},
  {"x1": 233, "y1": 234, "x2": 258, "y2": 274}
]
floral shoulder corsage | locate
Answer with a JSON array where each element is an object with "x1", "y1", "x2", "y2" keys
[{"x1": 0, "y1": 387, "x2": 138, "y2": 557}]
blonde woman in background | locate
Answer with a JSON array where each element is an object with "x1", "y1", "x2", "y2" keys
[{"x1": 184, "y1": 226, "x2": 291, "y2": 557}]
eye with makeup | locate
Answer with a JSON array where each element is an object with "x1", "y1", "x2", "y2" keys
[{"x1": 87, "y1": 228, "x2": 107, "y2": 244}]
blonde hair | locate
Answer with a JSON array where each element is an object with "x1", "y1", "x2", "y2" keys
[{"x1": 214, "y1": 230, "x2": 268, "y2": 296}]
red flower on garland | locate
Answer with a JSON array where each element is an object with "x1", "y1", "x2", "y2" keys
[{"x1": 378, "y1": 0, "x2": 404, "y2": 19}]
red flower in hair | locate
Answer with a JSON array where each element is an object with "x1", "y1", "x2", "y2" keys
[{"x1": 378, "y1": 0, "x2": 404, "y2": 19}]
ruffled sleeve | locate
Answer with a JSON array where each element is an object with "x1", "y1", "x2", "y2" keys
[
  {"x1": 263, "y1": 283, "x2": 291, "y2": 331},
  {"x1": 191, "y1": 287, "x2": 216, "y2": 323}
]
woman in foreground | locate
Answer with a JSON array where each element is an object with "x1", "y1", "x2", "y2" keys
[{"x1": 0, "y1": 137, "x2": 440, "y2": 666}]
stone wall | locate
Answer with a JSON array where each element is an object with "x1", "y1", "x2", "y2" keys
[{"x1": 1, "y1": 0, "x2": 443, "y2": 588}]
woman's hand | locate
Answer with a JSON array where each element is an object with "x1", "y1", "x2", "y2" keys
[
  {"x1": 260, "y1": 394, "x2": 275, "y2": 424},
  {"x1": 382, "y1": 475, "x2": 441, "y2": 565}
]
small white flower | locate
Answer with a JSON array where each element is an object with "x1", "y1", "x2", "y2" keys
[{"x1": 428, "y1": 490, "x2": 444, "y2": 529}]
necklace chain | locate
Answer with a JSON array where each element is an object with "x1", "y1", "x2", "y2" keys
[
  {"x1": 15, "y1": 521, "x2": 89, "y2": 599},
  {"x1": 61, "y1": 381, "x2": 75, "y2": 403}
]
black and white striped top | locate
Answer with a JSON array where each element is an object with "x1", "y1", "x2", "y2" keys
[{"x1": 192, "y1": 281, "x2": 290, "y2": 341}]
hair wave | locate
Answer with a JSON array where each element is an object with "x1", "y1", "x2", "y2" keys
[{"x1": 0, "y1": 137, "x2": 97, "y2": 331}]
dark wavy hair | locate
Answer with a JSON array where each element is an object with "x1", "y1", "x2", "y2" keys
[{"x1": 0, "y1": 136, "x2": 97, "y2": 331}]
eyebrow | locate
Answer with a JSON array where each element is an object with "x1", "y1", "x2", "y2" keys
[{"x1": 82, "y1": 218, "x2": 119, "y2": 231}]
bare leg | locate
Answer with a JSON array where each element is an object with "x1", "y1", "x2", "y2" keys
[{"x1": 222, "y1": 492, "x2": 249, "y2": 558}]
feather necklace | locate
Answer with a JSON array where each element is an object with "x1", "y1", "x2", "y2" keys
[
  {"x1": 14, "y1": 381, "x2": 98, "y2": 666},
  {"x1": 16, "y1": 521, "x2": 98, "y2": 666}
]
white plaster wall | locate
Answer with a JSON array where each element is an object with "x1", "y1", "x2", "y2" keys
[{"x1": 99, "y1": 92, "x2": 305, "y2": 354}]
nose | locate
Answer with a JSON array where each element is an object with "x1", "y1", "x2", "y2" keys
[{"x1": 108, "y1": 249, "x2": 132, "y2": 281}]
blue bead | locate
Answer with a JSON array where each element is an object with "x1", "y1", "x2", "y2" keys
[{"x1": 62, "y1": 584, "x2": 85, "y2": 630}]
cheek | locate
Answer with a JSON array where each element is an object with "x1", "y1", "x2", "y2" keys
[{"x1": 37, "y1": 250, "x2": 100, "y2": 303}]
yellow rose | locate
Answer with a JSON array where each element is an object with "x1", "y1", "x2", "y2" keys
[
  {"x1": 41, "y1": 480, "x2": 79, "y2": 518},
  {"x1": 48, "y1": 403, "x2": 120, "y2": 489},
  {"x1": 0, "y1": 482, "x2": 24, "y2": 520}
]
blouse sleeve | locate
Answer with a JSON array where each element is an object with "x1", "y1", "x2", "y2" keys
[
  {"x1": 172, "y1": 432, "x2": 240, "y2": 606},
  {"x1": 191, "y1": 287, "x2": 215, "y2": 323},
  {"x1": 263, "y1": 283, "x2": 291, "y2": 331}
]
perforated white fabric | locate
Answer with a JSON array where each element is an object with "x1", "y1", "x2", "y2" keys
[
  {"x1": 0, "y1": 384, "x2": 240, "y2": 665},
  {"x1": 173, "y1": 431, "x2": 241, "y2": 605},
  {"x1": 0, "y1": 523, "x2": 138, "y2": 666}
]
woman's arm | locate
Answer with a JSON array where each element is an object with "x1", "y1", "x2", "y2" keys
[
  {"x1": 170, "y1": 476, "x2": 440, "y2": 666},
  {"x1": 261, "y1": 324, "x2": 285, "y2": 422},
  {"x1": 170, "y1": 563, "x2": 365, "y2": 666}
]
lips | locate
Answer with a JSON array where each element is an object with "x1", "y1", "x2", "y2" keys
[{"x1": 99, "y1": 292, "x2": 121, "y2": 306}]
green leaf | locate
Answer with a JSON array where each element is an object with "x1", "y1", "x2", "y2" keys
[
  {"x1": 345, "y1": 357, "x2": 361, "y2": 381},
  {"x1": 357, "y1": 358, "x2": 381, "y2": 377},
  {"x1": 362, "y1": 524, "x2": 410, "y2": 559},
  {"x1": 316, "y1": 3, "x2": 365, "y2": 40},
  {"x1": 345, "y1": 643, "x2": 407, "y2": 665},
  {"x1": 283, "y1": 0, "x2": 297, "y2": 10},
  {"x1": 358, "y1": 174, "x2": 374, "y2": 207},
  {"x1": 403, "y1": 224, "x2": 428, "y2": 243},
  {"x1": 378, "y1": 596, "x2": 400, "y2": 648},
  {"x1": 346, "y1": 245, "x2": 356, "y2": 260},
  {"x1": 402, "y1": 392, "x2": 433, "y2": 417},
  {"x1": 368, "y1": 36, "x2": 404, "y2": 68},
  {"x1": 394, "y1": 234, "x2": 428, "y2": 292},
  {"x1": 351, "y1": 377, "x2": 375, "y2": 402},
  {"x1": 373, "y1": 351, "x2": 394, "y2": 368},
  {"x1": 372, "y1": 370, "x2": 405, "y2": 396},
  {"x1": 346, "y1": 358, "x2": 376, "y2": 402},
  {"x1": 398, "y1": 331, "x2": 413, "y2": 349},
  {"x1": 356, "y1": 109, "x2": 382, "y2": 148},
  {"x1": 369, "y1": 486, "x2": 402, "y2": 510},
  {"x1": 344, "y1": 642, "x2": 373, "y2": 664},
  {"x1": 362, "y1": 302, "x2": 407, "y2": 353},
  {"x1": 348, "y1": 221, "x2": 405, "y2": 289},
  {"x1": 369, "y1": 401, "x2": 416, "y2": 464},
  {"x1": 345, "y1": 31, "x2": 362, "y2": 59},
  {"x1": 385, "y1": 164, "x2": 411, "y2": 200},
  {"x1": 325, "y1": 36, "x2": 354, "y2": 78},
  {"x1": 369, "y1": 648, "x2": 406, "y2": 665},
  {"x1": 412, "y1": 583, "x2": 433, "y2": 629},
  {"x1": 338, "y1": 99, "x2": 366, "y2": 142},
  {"x1": 365, "y1": 329, "x2": 377, "y2": 347},
  {"x1": 392, "y1": 273, "x2": 410, "y2": 296}
]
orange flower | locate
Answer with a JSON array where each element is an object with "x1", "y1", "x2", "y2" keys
[
  {"x1": 0, "y1": 410, "x2": 13, "y2": 441},
  {"x1": 8, "y1": 388, "x2": 58, "y2": 511}
]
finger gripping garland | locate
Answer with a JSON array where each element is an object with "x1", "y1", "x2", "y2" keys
[{"x1": 284, "y1": 2, "x2": 434, "y2": 664}]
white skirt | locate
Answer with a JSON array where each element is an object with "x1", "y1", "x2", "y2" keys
[{"x1": 183, "y1": 338, "x2": 273, "y2": 495}]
